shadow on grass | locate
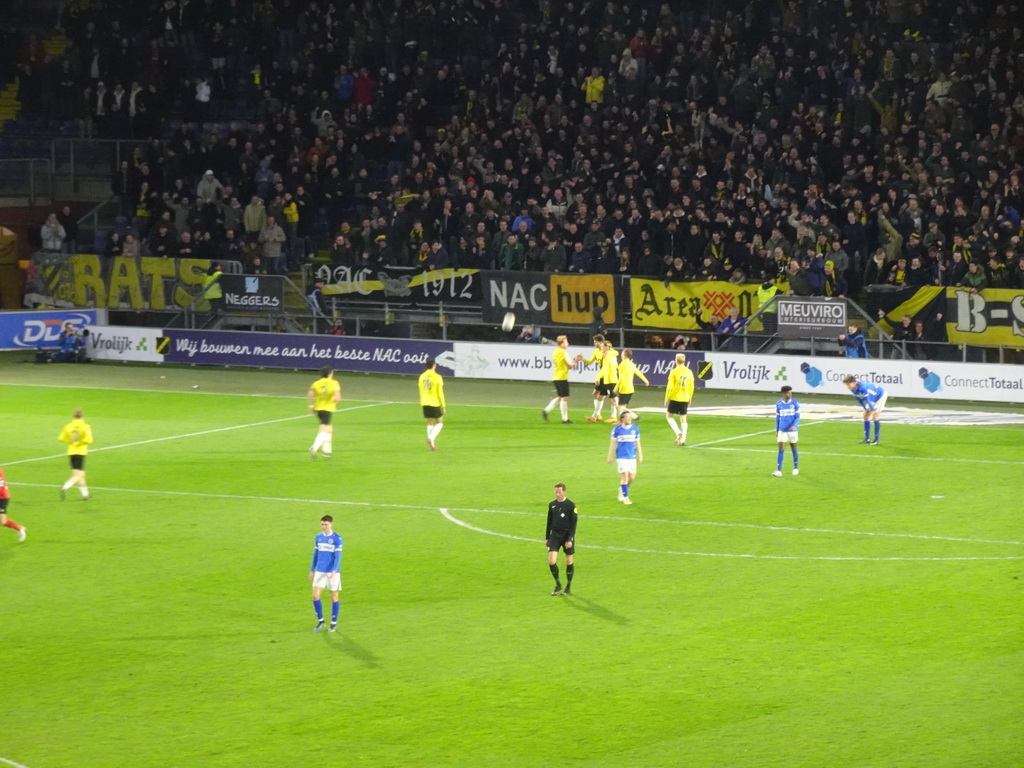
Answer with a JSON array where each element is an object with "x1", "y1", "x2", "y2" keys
[
  {"x1": 562, "y1": 595, "x2": 629, "y2": 625},
  {"x1": 323, "y1": 631, "x2": 381, "y2": 667}
]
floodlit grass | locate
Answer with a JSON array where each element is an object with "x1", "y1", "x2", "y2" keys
[{"x1": 1, "y1": 360, "x2": 1022, "y2": 768}]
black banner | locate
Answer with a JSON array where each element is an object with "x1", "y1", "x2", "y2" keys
[
  {"x1": 316, "y1": 265, "x2": 481, "y2": 307},
  {"x1": 220, "y1": 274, "x2": 285, "y2": 312},
  {"x1": 480, "y1": 271, "x2": 551, "y2": 324}
]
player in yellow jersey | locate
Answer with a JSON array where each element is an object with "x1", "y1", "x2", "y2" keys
[
  {"x1": 616, "y1": 349, "x2": 649, "y2": 418},
  {"x1": 307, "y1": 366, "x2": 342, "y2": 460},
  {"x1": 598, "y1": 340, "x2": 620, "y2": 423},
  {"x1": 665, "y1": 353, "x2": 695, "y2": 445},
  {"x1": 419, "y1": 358, "x2": 446, "y2": 451},
  {"x1": 581, "y1": 334, "x2": 606, "y2": 422},
  {"x1": 542, "y1": 335, "x2": 583, "y2": 424},
  {"x1": 58, "y1": 407, "x2": 94, "y2": 500}
]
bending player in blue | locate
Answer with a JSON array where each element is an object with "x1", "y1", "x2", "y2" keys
[
  {"x1": 607, "y1": 411, "x2": 642, "y2": 504},
  {"x1": 843, "y1": 375, "x2": 888, "y2": 445},
  {"x1": 773, "y1": 385, "x2": 800, "y2": 477},
  {"x1": 308, "y1": 514, "x2": 343, "y2": 632}
]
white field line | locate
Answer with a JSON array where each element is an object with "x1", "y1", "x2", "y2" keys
[
  {"x1": 687, "y1": 420, "x2": 826, "y2": 448},
  {"x1": 0, "y1": 757, "x2": 33, "y2": 768},
  {"x1": 438, "y1": 508, "x2": 1024, "y2": 562},
  {"x1": 2, "y1": 402, "x2": 390, "y2": 467},
  {"x1": 0, "y1": 381, "x2": 542, "y2": 411},
  {"x1": 692, "y1": 445, "x2": 1024, "y2": 466},
  {"x1": 10, "y1": 482, "x2": 1022, "y2": 549},
  {"x1": 0, "y1": 381, "x2": 380, "y2": 401}
]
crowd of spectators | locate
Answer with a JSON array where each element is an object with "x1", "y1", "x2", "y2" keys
[{"x1": 10, "y1": 0, "x2": 1024, "y2": 297}]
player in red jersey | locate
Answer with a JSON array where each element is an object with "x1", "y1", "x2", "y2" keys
[{"x1": 0, "y1": 466, "x2": 26, "y2": 542}]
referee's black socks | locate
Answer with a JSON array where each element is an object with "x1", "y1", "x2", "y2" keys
[
  {"x1": 566, "y1": 564, "x2": 574, "y2": 586},
  {"x1": 549, "y1": 563, "x2": 559, "y2": 582}
]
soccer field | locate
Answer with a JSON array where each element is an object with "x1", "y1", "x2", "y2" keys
[{"x1": 1, "y1": 360, "x2": 1022, "y2": 768}]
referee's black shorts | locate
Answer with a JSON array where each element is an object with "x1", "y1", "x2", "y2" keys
[{"x1": 547, "y1": 532, "x2": 575, "y2": 555}]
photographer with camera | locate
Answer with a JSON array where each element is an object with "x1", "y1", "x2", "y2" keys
[{"x1": 49, "y1": 321, "x2": 88, "y2": 363}]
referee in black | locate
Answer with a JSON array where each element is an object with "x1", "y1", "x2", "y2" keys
[{"x1": 545, "y1": 482, "x2": 578, "y2": 596}]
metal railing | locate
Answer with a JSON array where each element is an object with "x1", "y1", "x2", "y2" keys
[
  {"x1": 0, "y1": 158, "x2": 54, "y2": 204},
  {"x1": 0, "y1": 136, "x2": 150, "y2": 191}
]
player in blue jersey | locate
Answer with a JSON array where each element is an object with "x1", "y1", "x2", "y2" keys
[
  {"x1": 772, "y1": 385, "x2": 800, "y2": 477},
  {"x1": 607, "y1": 410, "x2": 643, "y2": 504},
  {"x1": 843, "y1": 375, "x2": 888, "y2": 445},
  {"x1": 308, "y1": 514, "x2": 343, "y2": 632}
]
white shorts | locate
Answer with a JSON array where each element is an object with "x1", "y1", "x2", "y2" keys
[
  {"x1": 776, "y1": 430, "x2": 799, "y2": 443},
  {"x1": 869, "y1": 393, "x2": 888, "y2": 413},
  {"x1": 616, "y1": 458, "x2": 637, "y2": 475},
  {"x1": 311, "y1": 572, "x2": 341, "y2": 591}
]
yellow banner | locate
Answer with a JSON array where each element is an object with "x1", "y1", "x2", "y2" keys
[
  {"x1": 549, "y1": 274, "x2": 616, "y2": 324},
  {"x1": 946, "y1": 288, "x2": 1024, "y2": 348},
  {"x1": 0, "y1": 227, "x2": 17, "y2": 266},
  {"x1": 630, "y1": 279, "x2": 762, "y2": 330},
  {"x1": 42, "y1": 254, "x2": 211, "y2": 310}
]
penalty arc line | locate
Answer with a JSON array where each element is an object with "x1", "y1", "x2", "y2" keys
[
  {"x1": 0, "y1": 757, "x2": 32, "y2": 768},
  {"x1": 9, "y1": 483, "x2": 1024, "y2": 548},
  {"x1": 437, "y1": 509, "x2": 1024, "y2": 562},
  {"x1": 1, "y1": 402, "x2": 392, "y2": 467}
]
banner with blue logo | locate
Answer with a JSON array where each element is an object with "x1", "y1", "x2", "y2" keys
[
  {"x1": 699, "y1": 352, "x2": 1024, "y2": 403},
  {"x1": 0, "y1": 309, "x2": 105, "y2": 350}
]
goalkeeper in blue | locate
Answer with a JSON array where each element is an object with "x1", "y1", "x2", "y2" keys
[
  {"x1": 773, "y1": 385, "x2": 800, "y2": 477},
  {"x1": 843, "y1": 375, "x2": 888, "y2": 445},
  {"x1": 308, "y1": 514, "x2": 343, "y2": 632}
]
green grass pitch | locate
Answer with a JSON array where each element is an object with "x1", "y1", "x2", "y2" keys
[{"x1": 1, "y1": 361, "x2": 1022, "y2": 768}]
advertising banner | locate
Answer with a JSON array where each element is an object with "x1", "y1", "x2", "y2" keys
[
  {"x1": 67, "y1": 323, "x2": 1021, "y2": 403},
  {"x1": 25, "y1": 254, "x2": 211, "y2": 311},
  {"x1": 630, "y1": 279, "x2": 761, "y2": 331},
  {"x1": 219, "y1": 274, "x2": 285, "y2": 312},
  {"x1": 480, "y1": 271, "x2": 618, "y2": 326},
  {"x1": 449, "y1": 341, "x2": 705, "y2": 388},
  {"x1": 776, "y1": 296, "x2": 847, "y2": 338},
  {"x1": 318, "y1": 265, "x2": 481, "y2": 307},
  {"x1": 161, "y1": 330, "x2": 453, "y2": 374},
  {"x1": 0, "y1": 309, "x2": 103, "y2": 350},
  {"x1": 698, "y1": 352, "x2": 1024, "y2": 403},
  {"x1": 84, "y1": 324, "x2": 165, "y2": 362}
]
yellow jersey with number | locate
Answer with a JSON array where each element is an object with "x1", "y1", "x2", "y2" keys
[
  {"x1": 666, "y1": 364, "x2": 694, "y2": 403},
  {"x1": 418, "y1": 369, "x2": 445, "y2": 408},
  {"x1": 59, "y1": 418, "x2": 94, "y2": 455},
  {"x1": 310, "y1": 377, "x2": 341, "y2": 411}
]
